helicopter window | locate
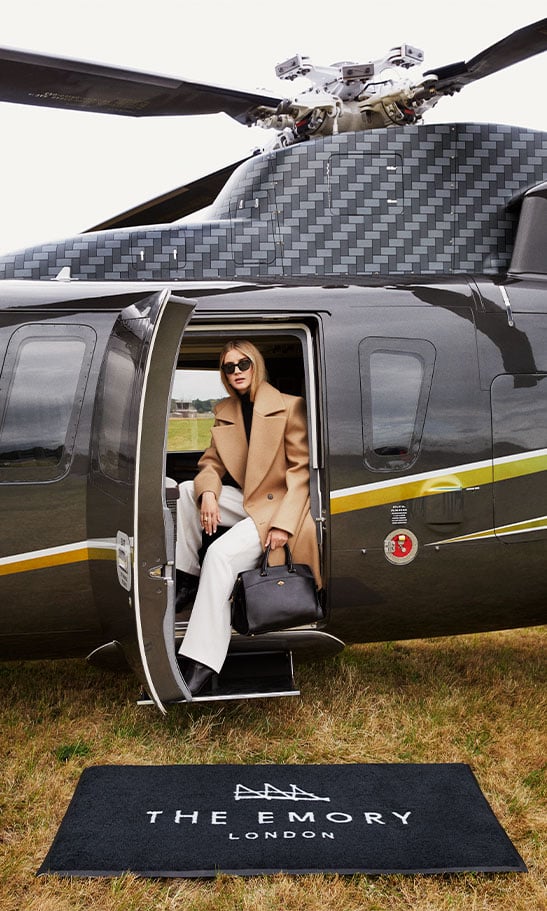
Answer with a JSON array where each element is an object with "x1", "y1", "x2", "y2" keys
[
  {"x1": 360, "y1": 338, "x2": 435, "y2": 471},
  {"x1": 96, "y1": 343, "x2": 136, "y2": 483},
  {"x1": 0, "y1": 325, "x2": 95, "y2": 480}
]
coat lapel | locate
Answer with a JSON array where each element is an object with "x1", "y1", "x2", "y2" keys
[
  {"x1": 210, "y1": 384, "x2": 288, "y2": 496},
  {"x1": 211, "y1": 397, "x2": 248, "y2": 487},
  {"x1": 244, "y1": 384, "x2": 287, "y2": 498}
]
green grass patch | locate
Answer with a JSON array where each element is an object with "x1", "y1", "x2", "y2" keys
[
  {"x1": 54, "y1": 741, "x2": 91, "y2": 763},
  {"x1": 522, "y1": 764, "x2": 546, "y2": 797},
  {"x1": 167, "y1": 416, "x2": 214, "y2": 451}
]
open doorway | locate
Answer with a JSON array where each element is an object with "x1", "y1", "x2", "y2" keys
[
  {"x1": 166, "y1": 322, "x2": 323, "y2": 517},
  {"x1": 161, "y1": 321, "x2": 334, "y2": 701}
]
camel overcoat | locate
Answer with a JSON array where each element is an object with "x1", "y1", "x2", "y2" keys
[{"x1": 193, "y1": 381, "x2": 321, "y2": 587}]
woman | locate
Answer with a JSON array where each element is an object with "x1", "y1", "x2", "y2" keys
[{"x1": 175, "y1": 339, "x2": 321, "y2": 697}]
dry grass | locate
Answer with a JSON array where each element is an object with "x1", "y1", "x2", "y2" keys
[{"x1": 1, "y1": 628, "x2": 545, "y2": 911}]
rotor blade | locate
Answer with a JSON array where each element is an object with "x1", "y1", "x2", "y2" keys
[
  {"x1": 85, "y1": 157, "x2": 249, "y2": 232},
  {"x1": 424, "y1": 18, "x2": 547, "y2": 93},
  {"x1": 0, "y1": 45, "x2": 282, "y2": 121}
]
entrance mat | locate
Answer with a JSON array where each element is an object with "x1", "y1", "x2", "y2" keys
[{"x1": 38, "y1": 763, "x2": 526, "y2": 878}]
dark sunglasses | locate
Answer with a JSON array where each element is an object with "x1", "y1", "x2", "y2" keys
[{"x1": 222, "y1": 357, "x2": 252, "y2": 375}]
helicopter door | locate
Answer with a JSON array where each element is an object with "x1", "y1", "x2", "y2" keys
[{"x1": 89, "y1": 290, "x2": 194, "y2": 711}]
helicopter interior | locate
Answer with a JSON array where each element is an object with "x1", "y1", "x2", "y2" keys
[{"x1": 164, "y1": 322, "x2": 324, "y2": 587}]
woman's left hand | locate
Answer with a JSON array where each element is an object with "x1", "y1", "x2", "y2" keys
[{"x1": 266, "y1": 527, "x2": 289, "y2": 551}]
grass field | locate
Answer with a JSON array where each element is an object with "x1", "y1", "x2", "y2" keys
[
  {"x1": 167, "y1": 417, "x2": 214, "y2": 452},
  {"x1": 1, "y1": 628, "x2": 545, "y2": 910}
]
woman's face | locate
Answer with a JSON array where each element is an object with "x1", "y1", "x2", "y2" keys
[{"x1": 222, "y1": 347, "x2": 254, "y2": 395}]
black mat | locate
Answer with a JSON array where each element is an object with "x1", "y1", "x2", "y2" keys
[{"x1": 38, "y1": 763, "x2": 526, "y2": 878}]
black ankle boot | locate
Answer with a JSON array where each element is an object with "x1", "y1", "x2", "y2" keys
[
  {"x1": 175, "y1": 571, "x2": 199, "y2": 612},
  {"x1": 180, "y1": 658, "x2": 214, "y2": 696}
]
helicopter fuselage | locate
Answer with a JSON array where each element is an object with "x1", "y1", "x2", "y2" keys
[{"x1": 0, "y1": 124, "x2": 545, "y2": 707}]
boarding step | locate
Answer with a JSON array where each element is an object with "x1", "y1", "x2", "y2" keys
[
  {"x1": 138, "y1": 650, "x2": 299, "y2": 706},
  {"x1": 175, "y1": 623, "x2": 345, "y2": 662}
]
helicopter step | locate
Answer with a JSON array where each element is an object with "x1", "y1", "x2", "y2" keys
[{"x1": 137, "y1": 650, "x2": 300, "y2": 705}]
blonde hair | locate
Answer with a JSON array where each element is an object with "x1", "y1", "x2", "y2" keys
[{"x1": 219, "y1": 339, "x2": 267, "y2": 401}]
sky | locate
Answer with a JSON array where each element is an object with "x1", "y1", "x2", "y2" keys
[{"x1": 0, "y1": 0, "x2": 545, "y2": 254}]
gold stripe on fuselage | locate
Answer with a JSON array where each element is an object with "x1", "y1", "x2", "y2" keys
[
  {"x1": 2, "y1": 451, "x2": 546, "y2": 576},
  {"x1": 0, "y1": 540, "x2": 117, "y2": 577},
  {"x1": 330, "y1": 450, "x2": 547, "y2": 516},
  {"x1": 428, "y1": 514, "x2": 547, "y2": 546}
]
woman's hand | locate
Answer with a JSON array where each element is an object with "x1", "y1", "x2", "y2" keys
[
  {"x1": 266, "y1": 527, "x2": 289, "y2": 551},
  {"x1": 200, "y1": 491, "x2": 221, "y2": 535}
]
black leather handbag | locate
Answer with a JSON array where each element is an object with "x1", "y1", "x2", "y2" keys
[{"x1": 231, "y1": 544, "x2": 324, "y2": 636}]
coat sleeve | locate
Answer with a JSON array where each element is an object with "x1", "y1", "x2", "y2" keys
[
  {"x1": 193, "y1": 413, "x2": 226, "y2": 502},
  {"x1": 268, "y1": 395, "x2": 311, "y2": 535}
]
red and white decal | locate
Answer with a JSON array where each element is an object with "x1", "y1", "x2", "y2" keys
[{"x1": 383, "y1": 528, "x2": 418, "y2": 565}]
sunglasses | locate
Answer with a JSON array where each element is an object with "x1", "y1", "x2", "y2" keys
[{"x1": 222, "y1": 357, "x2": 252, "y2": 375}]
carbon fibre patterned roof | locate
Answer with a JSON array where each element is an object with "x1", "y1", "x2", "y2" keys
[{"x1": 1, "y1": 123, "x2": 545, "y2": 281}]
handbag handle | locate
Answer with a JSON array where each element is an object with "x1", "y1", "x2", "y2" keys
[{"x1": 260, "y1": 543, "x2": 295, "y2": 576}]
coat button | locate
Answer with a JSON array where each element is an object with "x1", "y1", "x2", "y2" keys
[{"x1": 267, "y1": 493, "x2": 274, "y2": 500}]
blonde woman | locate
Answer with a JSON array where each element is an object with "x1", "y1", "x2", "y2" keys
[{"x1": 176, "y1": 339, "x2": 320, "y2": 696}]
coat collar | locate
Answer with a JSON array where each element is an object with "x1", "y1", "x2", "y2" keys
[
  {"x1": 253, "y1": 382, "x2": 286, "y2": 416},
  {"x1": 215, "y1": 382, "x2": 286, "y2": 422},
  {"x1": 212, "y1": 383, "x2": 288, "y2": 496}
]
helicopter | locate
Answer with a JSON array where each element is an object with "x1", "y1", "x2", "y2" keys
[{"x1": 0, "y1": 19, "x2": 545, "y2": 711}]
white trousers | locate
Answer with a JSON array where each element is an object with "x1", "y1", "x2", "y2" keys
[{"x1": 176, "y1": 480, "x2": 262, "y2": 673}]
